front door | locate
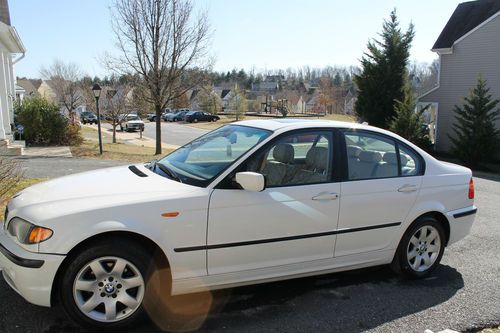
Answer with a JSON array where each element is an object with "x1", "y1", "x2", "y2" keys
[{"x1": 208, "y1": 130, "x2": 340, "y2": 275}]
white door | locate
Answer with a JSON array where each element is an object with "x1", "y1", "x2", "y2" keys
[
  {"x1": 335, "y1": 131, "x2": 423, "y2": 256},
  {"x1": 208, "y1": 130, "x2": 340, "y2": 275}
]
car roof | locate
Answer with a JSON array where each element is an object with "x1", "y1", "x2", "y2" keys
[{"x1": 234, "y1": 118, "x2": 381, "y2": 132}]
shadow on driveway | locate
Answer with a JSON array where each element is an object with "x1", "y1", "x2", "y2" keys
[{"x1": 0, "y1": 264, "x2": 463, "y2": 333}]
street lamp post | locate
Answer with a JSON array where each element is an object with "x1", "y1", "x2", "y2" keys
[{"x1": 92, "y1": 84, "x2": 103, "y2": 155}]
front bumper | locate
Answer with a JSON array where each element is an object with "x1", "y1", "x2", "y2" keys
[
  {"x1": 0, "y1": 229, "x2": 65, "y2": 307},
  {"x1": 446, "y1": 205, "x2": 477, "y2": 245}
]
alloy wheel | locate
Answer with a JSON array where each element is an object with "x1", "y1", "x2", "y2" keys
[
  {"x1": 73, "y1": 256, "x2": 145, "y2": 323},
  {"x1": 406, "y1": 225, "x2": 441, "y2": 272}
]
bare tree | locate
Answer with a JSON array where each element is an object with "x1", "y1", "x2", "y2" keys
[
  {"x1": 228, "y1": 87, "x2": 247, "y2": 121},
  {"x1": 40, "y1": 59, "x2": 83, "y2": 124},
  {"x1": 104, "y1": 85, "x2": 133, "y2": 143},
  {"x1": 109, "y1": 0, "x2": 212, "y2": 154},
  {"x1": 198, "y1": 85, "x2": 221, "y2": 114}
]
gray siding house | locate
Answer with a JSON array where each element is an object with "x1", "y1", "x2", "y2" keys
[{"x1": 418, "y1": 0, "x2": 500, "y2": 153}]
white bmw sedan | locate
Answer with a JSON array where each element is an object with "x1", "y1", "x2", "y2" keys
[{"x1": 0, "y1": 119, "x2": 477, "y2": 330}]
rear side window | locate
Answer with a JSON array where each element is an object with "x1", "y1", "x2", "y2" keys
[
  {"x1": 399, "y1": 145, "x2": 420, "y2": 176},
  {"x1": 345, "y1": 132, "x2": 398, "y2": 180},
  {"x1": 344, "y1": 131, "x2": 423, "y2": 180}
]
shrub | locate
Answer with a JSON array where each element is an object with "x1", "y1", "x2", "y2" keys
[
  {"x1": 14, "y1": 97, "x2": 82, "y2": 146},
  {"x1": 0, "y1": 157, "x2": 22, "y2": 206}
]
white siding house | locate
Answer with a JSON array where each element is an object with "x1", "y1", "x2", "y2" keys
[{"x1": 0, "y1": 0, "x2": 25, "y2": 155}]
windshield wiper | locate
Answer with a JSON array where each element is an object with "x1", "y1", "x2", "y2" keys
[{"x1": 148, "y1": 160, "x2": 182, "y2": 183}]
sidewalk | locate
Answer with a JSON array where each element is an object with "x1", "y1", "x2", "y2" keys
[{"x1": 23, "y1": 146, "x2": 72, "y2": 157}]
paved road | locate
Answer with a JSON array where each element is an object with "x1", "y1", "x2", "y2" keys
[
  {"x1": 0, "y1": 172, "x2": 498, "y2": 332},
  {"x1": 142, "y1": 121, "x2": 209, "y2": 147}
]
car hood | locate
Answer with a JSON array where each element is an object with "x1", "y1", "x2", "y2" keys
[
  {"x1": 9, "y1": 165, "x2": 198, "y2": 210},
  {"x1": 126, "y1": 120, "x2": 144, "y2": 124}
]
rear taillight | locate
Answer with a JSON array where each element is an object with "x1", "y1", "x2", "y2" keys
[{"x1": 468, "y1": 178, "x2": 474, "y2": 199}]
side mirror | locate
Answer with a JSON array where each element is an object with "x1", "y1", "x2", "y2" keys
[{"x1": 235, "y1": 172, "x2": 265, "y2": 192}]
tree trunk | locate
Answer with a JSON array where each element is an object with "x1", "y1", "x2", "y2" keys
[
  {"x1": 155, "y1": 104, "x2": 162, "y2": 155},
  {"x1": 112, "y1": 122, "x2": 117, "y2": 144}
]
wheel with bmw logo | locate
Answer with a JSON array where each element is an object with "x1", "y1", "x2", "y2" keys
[{"x1": 59, "y1": 239, "x2": 153, "y2": 330}]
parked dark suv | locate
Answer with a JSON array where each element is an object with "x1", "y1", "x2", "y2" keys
[
  {"x1": 81, "y1": 112, "x2": 98, "y2": 124},
  {"x1": 185, "y1": 111, "x2": 220, "y2": 123}
]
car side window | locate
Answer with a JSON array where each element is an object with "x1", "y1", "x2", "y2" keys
[
  {"x1": 244, "y1": 131, "x2": 333, "y2": 187},
  {"x1": 399, "y1": 145, "x2": 420, "y2": 176},
  {"x1": 345, "y1": 132, "x2": 398, "y2": 180}
]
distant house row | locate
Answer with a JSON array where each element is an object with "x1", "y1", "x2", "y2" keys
[{"x1": 186, "y1": 79, "x2": 357, "y2": 115}]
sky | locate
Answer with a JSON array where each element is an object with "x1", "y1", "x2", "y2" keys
[{"x1": 9, "y1": 0, "x2": 465, "y2": 79}]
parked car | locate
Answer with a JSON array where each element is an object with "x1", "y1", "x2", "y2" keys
[
  {"x1": 80, "y1": 111, "x2": 98, "y2": 125},
  {"x1": 146, "y1": 113, "x2": 156, "y2": 122},
  {"x1": 119, "y1": 114, "x2": 144, "y2": 132},
  {"x1": 166, "y1": 110, "x2": 189, "y2": 122},
  {"x1": 0, "y1": 120, "x2": 477, "y2": 330},
  {"x1": 184, "y1": 111, "x2": 220, "y2": 123},
  {"x1": 161, "y1": 109, "x2": 175, "y2": 121}
]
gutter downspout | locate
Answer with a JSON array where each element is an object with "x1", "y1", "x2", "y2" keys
[{"x1": 12, "y1": 52, "x2": 24, "y2": 64}]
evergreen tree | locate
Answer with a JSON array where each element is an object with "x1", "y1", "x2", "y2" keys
[
  {"x1": 354, "y1": 9, "x2": 414, "y2": 128},
  {"x1": 449, "y1": 77, "x2": 500, "y2": 168},
  {"x1": 389, "y1": 83, "x2": 431, "y2": 148}
]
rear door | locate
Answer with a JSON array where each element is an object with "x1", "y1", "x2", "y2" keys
[{"x1": 335, "y1": 130, "x2": 424, "y2": 257}]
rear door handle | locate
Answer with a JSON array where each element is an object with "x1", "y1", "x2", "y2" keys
[
  {"x1": 312, "y1": 192, "x2": 339, "y2": 200},
  {"x1": 398, "y1": 184, "x2": 417, "y2": 193}
]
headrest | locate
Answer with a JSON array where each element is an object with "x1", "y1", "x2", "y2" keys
[
  {"x1": 383, "y1": 152, "x2": 398, "y2": 164},
  {"x1": 359, "y1": 150, "x2": 382, "y2": 163},
  {"x1": 347, "y1": 145, "x2": 362, "y2": 157},
  {"x1": 273, "y1": 143, "x2": 294, "y2": 164},
  {"x1": 306, "y1": 147, "x2": 328, "y2": 170},
  {"x1": 399, "y1": 153, "x2": 408, "y2": 166}
]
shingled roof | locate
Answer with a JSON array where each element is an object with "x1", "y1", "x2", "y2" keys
[
  {"x1": 0, "y1": 0, "x2": 11, "y2": 26},
  {"x1": 433, "y1": 0, "x2": 500, "y2": 50}
]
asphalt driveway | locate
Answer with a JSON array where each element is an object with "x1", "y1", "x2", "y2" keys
[{"x1": 0, "y1": 172, "x2": 498, "y2": 333}]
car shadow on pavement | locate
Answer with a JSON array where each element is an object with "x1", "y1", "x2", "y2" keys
[{"x1": 0, "y1": 264, "x2": 463, "y2": 333}]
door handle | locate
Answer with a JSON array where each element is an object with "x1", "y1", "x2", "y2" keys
[
  {"x1": 398, "y1": 184, "x2": 417, "y2": 193},
  {"x1": 312, "y1": 192, "x2": 339, "y2": 200}
]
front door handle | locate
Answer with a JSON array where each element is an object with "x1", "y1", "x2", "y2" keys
[
  {"x1": 398, "y1": 184, "x2": 417, "y2": 193},
  {"x1": 312, "y1": 192, "x2": 339, "y2": 200}
]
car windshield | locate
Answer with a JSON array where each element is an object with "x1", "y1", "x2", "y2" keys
[
  {"x1": 127, "y1": 116, "x2": 140, "y2": 121},
  {"x1": 157, "y1": 125, "x2": 272, "y2": 187}
]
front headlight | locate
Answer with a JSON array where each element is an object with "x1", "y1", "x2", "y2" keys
[{"x1": 7, "y1": 217, "x2": 53, "y2": 244}]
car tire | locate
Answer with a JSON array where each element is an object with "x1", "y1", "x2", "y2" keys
[
  {"x1": 193, "y1": 119, "x2": 198, "y2": 123},
  {"x1": 59, "y1": 240, "x2": 155, "y2": 331},
  {"x1": 212, "y1": 118, "x2": 217, "y2": 122},
  {"x1": 391, "y1": 216, "x2": 446, "y2": 279}
]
